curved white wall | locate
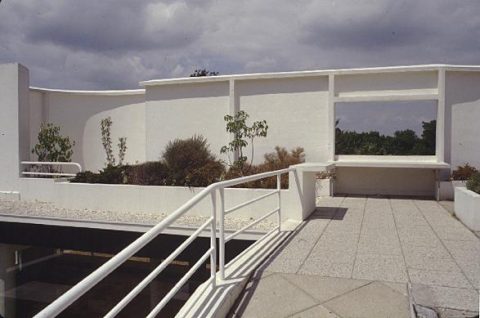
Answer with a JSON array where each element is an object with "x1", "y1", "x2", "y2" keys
[{"x1": 29, "y1": 89, "x2": 146, "y2": 171}]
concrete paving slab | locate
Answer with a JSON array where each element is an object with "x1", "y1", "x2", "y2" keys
[
  {"x1": 411, "y1": 284, "x2": 480, "y2": 312},
  {"x1": 265, "y1": 256, "x2": 305, "y2": 274},
  {"x1": 404, "y1": 255, "x2": 462, "y2": 272},
  {"x1": 401, "y1": 244, "x2": 452, "y2": 260},
  {"x1": 298, "y1": 258, "x2": 354, "y2": 278},
  {"x1": 408, "y1": 268, "x2": 473, "y2": 289},
  {"x1": 280, "y1": 274, "x2": 369, "y2": 303},
  {"x1": 433, "y1": 227, "x2": 479, "y2": 241},
  {"x1": 323, "y1": 281, "x2": 410, "y2": 318},
  {"x1": 381, "y1": 281, "x2": 409, "y2": 297},
  {"x1": 352, "y1": 254, "x2": 408, "y2": 283},
  {"x1": 357, "y1": 238, "x2": 403, "y2": 255},
  {"x1": 232, "y1": 197, "x2": 480, "y2": 316},
  {"x1": 307, "y1": 246, "x2": 356, "y2": 263},
  {"x1": 289, "y1": 304, "x2": 340, "y2": 318},
  {"x1": 232, "y1": 273, "x2": 317, "y2": 318}
]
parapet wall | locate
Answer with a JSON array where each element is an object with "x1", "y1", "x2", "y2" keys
[{"x1": 1, "y1": 63, "x2": 480, "y2": 196}]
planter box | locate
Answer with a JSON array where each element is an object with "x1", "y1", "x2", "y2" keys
[
  {"x1": 454, "y1": 187, "x2": 480, "y2": 231},
  {"x1": 316, "y1": 178, "x2": 334, "y2": 197},
  {"x1": 439, "y1": 180, "x2": 467, "y2": 201}
]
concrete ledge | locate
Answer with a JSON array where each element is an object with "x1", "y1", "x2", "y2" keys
[
  {"x1": 176, "y1": 230, "x2": 290, "y2": 317},
  {"x1": 454, "y1": 187, "x2": 480, "y2": 231},
  {"x1": 439, "y1": 180, "x2": 466, "y2": 201},
  {"x1": 0, "y1": 191, "x2": 20, "y2": 201}
]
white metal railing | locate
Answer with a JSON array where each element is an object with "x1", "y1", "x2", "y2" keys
[
  {"x1": 21, "y1": 161, "x2": 83, "y2": 178},
  {"x1": 34, "y1": 167, "x2": 292, "y2": 318}
]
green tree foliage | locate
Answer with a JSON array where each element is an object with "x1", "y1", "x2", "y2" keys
[
  {"x1": 32, "y1": 123, "x2": 75, "y2": 162},
  {"x1": 190, "y1": 69, "x2": 219, "y2": 77},
  {"x1": 220, "y1": 111, "x2": 268, "y2": 172},
  {"x1": 466, "y1": 172, "x2": 480, "y2": 194},
  {"x1": 335, "y1": 120, "x2": 436, "y2": 155}
]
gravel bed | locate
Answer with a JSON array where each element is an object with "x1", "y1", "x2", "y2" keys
[{"x1": 0, "y1": 199, "x2": 276, "y2": 232}]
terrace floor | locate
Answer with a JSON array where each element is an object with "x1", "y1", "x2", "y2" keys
[{"x1": 230, "y1": 196, "x2": 480, "y2": 318}]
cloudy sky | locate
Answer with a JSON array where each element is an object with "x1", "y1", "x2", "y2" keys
[{"x1": 1, "y1": 0, "x2": 480, "y2": 91}]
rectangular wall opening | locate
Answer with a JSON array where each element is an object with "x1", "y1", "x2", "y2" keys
[{"x1": 335, "y1": 100, "x2": 437, "y2": 155}]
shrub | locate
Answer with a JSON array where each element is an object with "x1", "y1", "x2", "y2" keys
[
  {"x1": 451, "y1": 164, "x2": 478, "y2": 181},
  {"x1": 71, "y1": 171, "x2": 101, "y2": 183},
  {"x1": 32, "y1": 123, "x2": 75, "y2": 162},
  {"x1": 466, "y1": 172, "x2": 480, "y2": 194},
  {"x1": 225, "y1": 146, "x2": 305, "y2": 189},
  {"x1": 125, "y1": 161, "x2": 168, "y2": 185},
  {"x1": 71, "y1": 165, "x2": 127, "y2": 184},
  {"x1": 163, "y1": 135, "x2": 225, "y2": 187}
]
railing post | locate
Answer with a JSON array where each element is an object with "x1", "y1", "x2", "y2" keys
[
  {"x1": 210, "y1": 191, "x2": 217, "y2": 288},
  {"x1": 219, "y1": 187, "x2": 226, "y2": 280},
  {"x1": 277, "y1": 174, "x2": 282, "y2": 232}
]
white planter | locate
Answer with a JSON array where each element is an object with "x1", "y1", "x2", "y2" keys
[
  {"x1": 439, "y1": 180, "x2": 467, "y2": 200},
  {"x1": 454, "y1": 187, "x2": 480, "y2": 231},
  {"x1": 316, "y1": 178, "x2": 334, "y2": 197}
]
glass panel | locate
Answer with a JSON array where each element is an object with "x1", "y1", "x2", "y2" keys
[{"x1": 335, "y1": 100, "x2": 437, "y2": 155}]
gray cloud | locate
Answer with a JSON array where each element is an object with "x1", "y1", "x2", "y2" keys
[{"x1": 1, "y1": 0, "x2": 480, "y2": 90}]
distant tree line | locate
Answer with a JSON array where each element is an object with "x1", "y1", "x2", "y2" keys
[{"x1": 335, "y1": 120, "x2": 436, "y2": 155}]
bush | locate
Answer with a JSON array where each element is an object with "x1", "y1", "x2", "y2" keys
[
  {"x1": 451, "y1": 164, "x2": 478, "y2": 181},
  {"x1": 163, "y1": 135, "x2": 225, "y2": 187},
  {"x1": 32, "y1": 123, "x2": 75, "y2": 162},
  {"x1": 125, "y1": 161, "x2": 168, "y2": 185},
  {"x1": 225, "y1": 146, "x2": 305, "y2": 189},
  {"x1": 466, "y1": 172, "x2": 480, "y2": 194},
  {"x1": 71, "y1": 171, "x2": 101, "y2": 183},
  {"x1": 71, "y1": 165, "x2": 127, "y2": 184}
]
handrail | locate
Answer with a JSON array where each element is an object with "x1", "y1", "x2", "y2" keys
[
  {"x1": 34, "y1": 166, "x2": 293, "y2": 318},
  {"x1": 21, "y1": 161, "x2": 83, "y2": 178}
]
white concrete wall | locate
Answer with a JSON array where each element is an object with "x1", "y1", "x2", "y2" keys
[
  {"x1": 446, "y1": 72, "x2": 480, "y2": 170},
  {"x1": 2, "y1": 64, "x2": 480, "y2": 199},
  {"x1": 0, "y1": 63, "x2": 29, "y2": 192},
  {"x1": 335, "y1": 167, "x2": 435, "y2": 197},
  {"x1": 454, "y1": 187, "x2": 480, "y2": 231},
  {"x1": 19, "y1": 178, "x2": 305, "y2": 222},
  {"x1": 335, "y1": 71, "x2": 438, "y2": 97},
  {"x1": 30, "y1": 90, "x2": 146, "y2": 171},
  {"x1": 145, "y1": 82, "x2": 230, "y2": 162},
  {"x1": 237, "y1": 77, "x2": 329, "y2": 163}
]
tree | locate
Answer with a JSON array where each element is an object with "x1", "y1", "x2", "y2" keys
[
  {"x1": 220, "y1": 111, "x2": 268, "y2": 173},
  {"x1": 32, "y1": 123, "x2": 75, "y2": 162},
  {"x1": 190, "y1": 69, "x2": 219, "y2": 77},
  {"x1": 100, "y1": 117, "x2": 127, "y2": 167}
]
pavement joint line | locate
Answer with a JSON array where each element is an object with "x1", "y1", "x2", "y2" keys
[
  {"x1": 319, "y1": 280, "x2": 376, "y2": 305},
  {"x1": 295, "y1": 195, "x2": 347, "y2": 275},
  {"x1": 390, "y1": 198, "x2": 413, "y2": 285},
  {"x1": 350, "y1": 196, "x2": 368, "y2": 279},
  {"x1": 274, "y1": 273, "x2": 319, "y2": 303},
  {"x1": 280, "y1": 273, "x2": 371, "y2": 306},
  {"x1": 412, "y1": 200, "x2": 477, "y2": 290}
]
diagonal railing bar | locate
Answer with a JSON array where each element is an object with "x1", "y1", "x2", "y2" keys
[
  {"x1": 224, "y1": 189, "x2": 279, "y2": 215},
  {"x1": 225, "y1": 207, "x2": 280, "y2": 242},
  {"x1": 34, "y1": 167, "x2": 293, "y2": 318},
  {"x1": 104, "y1": 217, "x2": 214, "y2": 318}
]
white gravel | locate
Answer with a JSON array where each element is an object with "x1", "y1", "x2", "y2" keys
[{"x1": 0, "y1": 199, "x2": 276, "y2": 232}]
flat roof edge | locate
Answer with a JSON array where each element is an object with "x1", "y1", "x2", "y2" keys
[
  {"x1": 140, "y1": 64, "x2": 480, "y2": 87},
  {"x1": 30, "y1": 87, "x2": 145, "y2": 96}
]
